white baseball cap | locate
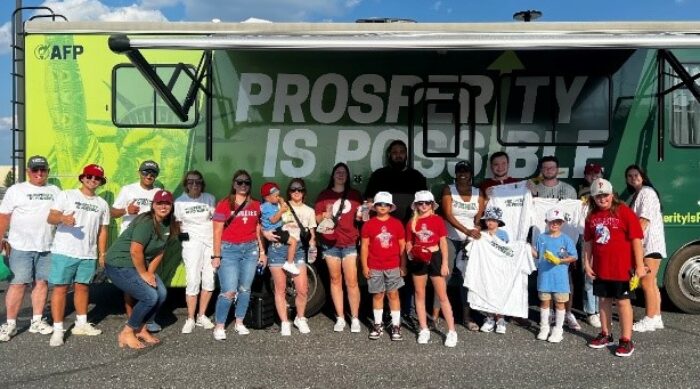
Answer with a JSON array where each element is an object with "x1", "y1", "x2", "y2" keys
[
  {"x1": 590, "y1": 178, "x2": 613, "y2": 196},
  {"x1": 545, "y1": 207, "x2": 566, "y2": 223}
]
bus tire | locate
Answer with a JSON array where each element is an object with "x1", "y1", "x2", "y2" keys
[
  {"x1": 271, "y1": 263, "x2": 326, "y2": 318},
  {"x1": 664, "y1": 245, "x2": 700, "y2": 314}
]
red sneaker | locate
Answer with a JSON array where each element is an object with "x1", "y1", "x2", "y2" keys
[
  {"x1": 615, "y1": 338, "x2": 635, "y2": 357},
  {"x1": 588, "y1": 332, "x2": 614, "y2": 349}
]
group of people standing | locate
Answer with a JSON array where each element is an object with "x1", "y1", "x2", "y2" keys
[{"x1": 0, "y1": 142, "x2": 667, "y2": 356}]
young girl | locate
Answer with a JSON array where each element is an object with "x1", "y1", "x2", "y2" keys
[
  {"x1": 584, "y1": 178, "x2": 646, "y2": 357},
  {"x1": 478, "y1": 207, "x2": 510, "y2": 334},
  {"x1": 534, "y1": 208, "x2": 578, "y2": 343},
  {"x1": 360, "y1": 191, "x2": 407, "y2": 341},
  {"x1": 406, "y1": 190, "x2": 457, "y2": 347}
]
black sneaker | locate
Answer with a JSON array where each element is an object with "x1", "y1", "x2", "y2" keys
[
  {"x1": 389, "y1": 325, "x2": 403, "y2": 341},
  {"x1": 615, "y1": 338, "x2": 635, "y2": 357},
  {"x1": 588, "y1": 332, "x2": 615, "y2": 349},
  {"x1": 368, "y1": 323, "x2": 383, "y2": 340}
]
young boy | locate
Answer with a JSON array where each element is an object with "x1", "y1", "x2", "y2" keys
[
  {"x1": 360, "y1": 191, "x2": 407, "y2": 341},
  {"x1": 260, "y1": 182, "x2": 299, "y2": 275},
  {"x1": 534, "y1": 207, "x2": 578, "y2": 343},
  {"x1": 478, "y1": 207, "x2": 510, "y2": 334}
]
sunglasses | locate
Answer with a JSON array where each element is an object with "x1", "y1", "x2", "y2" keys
[
  {"x1": 30, "y1": 168, "x2": 48, "y2": 173},
  {"x1": 234, "y1": 179, "x2": 252, "y2": 186},
  {"x1": 289, "y1": 187, "x2": 305, "y2": 193},
  {"x1": 83, "y1": 175, "x2": 102, "y2": 181},
  {"x1": 186, "y1": 179, "x2": 203, "y2": 185},
  {"x1": 414, "y1": 201, "x2": 432, "y2": 206},
  {"x1": 375, "y1": 202, "x2": 392, "y2": 208},
  {"x1": 141, "y1": 170, "x2": 158, "y2": 178}
]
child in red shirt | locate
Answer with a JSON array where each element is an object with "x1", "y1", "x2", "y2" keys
[{"x1": 361, "y1": 191, "x2": 407, "y2": 341}]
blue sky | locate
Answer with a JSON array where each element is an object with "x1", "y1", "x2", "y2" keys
[{"x1": 1, "y1": 0, "x2": 700, "y2": 166}]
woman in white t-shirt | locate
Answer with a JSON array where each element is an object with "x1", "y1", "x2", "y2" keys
[
  {"x1": 625, "y1": 165, "x2": 667, "y2": 332},
  {"x1": 440, "y1": 160, "x2": 484, "y2": 331},
  {"x1": 174, "y1": 170, "x2": 217, "y2": 334}
]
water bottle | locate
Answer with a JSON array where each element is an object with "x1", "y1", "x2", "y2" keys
[
  {"x1": 361, "y1": 201, "x2": 370, "y2": 222},
  {"x1": 307, "y1": 246, "x2": 318, "y2": 264},
  {"x1": 256, "y1": 262, "x2": 265, "y2": 276}
]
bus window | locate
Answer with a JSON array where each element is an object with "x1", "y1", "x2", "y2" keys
[{"x1": 670, "y1": 64, "x2": 700, "y2": 147}]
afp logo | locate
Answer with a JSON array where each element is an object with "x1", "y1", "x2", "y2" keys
[{"x1": 34, "y1": 44, "x2": 84, "y2": 60}]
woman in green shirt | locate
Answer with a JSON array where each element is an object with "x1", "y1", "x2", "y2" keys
[{"x1": 105, "y1": 190, "x2": 177, "y2": 349}]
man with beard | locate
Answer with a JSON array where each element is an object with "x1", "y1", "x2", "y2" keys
[
  {"x1": 532, "y1": 156, "x2": 577, "y2": 200},
  {"x1": 479, "y1": 151, "x2": 521, "y2": 196},
  {"x1": 364, "y1": 140, "x2": 427, "y2": 223}
]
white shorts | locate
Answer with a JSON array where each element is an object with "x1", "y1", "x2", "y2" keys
[{"x1": 182, "y1": 239, "x2": 215, "y2": 296}]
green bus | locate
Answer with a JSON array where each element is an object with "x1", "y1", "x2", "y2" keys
[{"x1": 13, "y1": 18, "x2": 700, "y2": 314}]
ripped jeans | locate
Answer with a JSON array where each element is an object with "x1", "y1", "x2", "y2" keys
[{"x1": 214, "y1": 241, "x2": 259, "y2": 325}]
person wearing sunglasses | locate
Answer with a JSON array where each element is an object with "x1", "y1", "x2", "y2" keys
[
  {"x1": 0, "y1": 155, "x2": 60, "y2": 342},
  {"x1": 211, "y1": 170, "x2": 265, "y2": 340},
  {"x1": 174, "y1": 170, "x2": 217, "y2": 334},
  {"x1": 110, "y1": 159, "x2": 164, "y2": 333},
  {"x1": 45, "y1": 164, "x2": 110, "y2": 347}
]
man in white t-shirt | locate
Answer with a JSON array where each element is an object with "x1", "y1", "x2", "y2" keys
[
  {"x1": 531, "y1": 156, "x2": 577, "y2": 200},
  {"x1": 110, "y1": 159, "x2": 163, "y2": 332},
  {"x1": 0, "y1": 155, "x2": 60, "y2": 342},
  {"x1": 47, "y1": 164, "x2": 110, "y2": 346}
]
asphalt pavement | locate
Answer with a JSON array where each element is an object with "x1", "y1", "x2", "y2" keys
[{"x1": 0, "y1": 282, "x2": 699, "y2": 388}]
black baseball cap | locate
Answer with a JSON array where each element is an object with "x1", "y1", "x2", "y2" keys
[{"x1": 27, "y1": 155, "x2": 49, "y2": 170}]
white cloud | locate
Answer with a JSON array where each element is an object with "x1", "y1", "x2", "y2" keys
[
  {"x1": 40, "y1": 0, "x2": 168, "y2": 22},
  {"x1": 433, "y1": 1, "x2": 442, "y2": 11},
  {"x1": 0, "y1": 116, "x2": 12, "y2": 131},
  {"x1": 0, "y1": 22, "x2": 11, "y2": 56},
  {"x1": 177, "y1": 0, "x2": 355, "y2": 22}
]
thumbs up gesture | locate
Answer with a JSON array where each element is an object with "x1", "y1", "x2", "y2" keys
[{"x1": 62, "y1": 211, "x2": 76, "y2": 227}]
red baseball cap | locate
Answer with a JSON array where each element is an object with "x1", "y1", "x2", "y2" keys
[
  {"x1": 152, "y1": 190, "x2": 174, "y2": 204},
  {"x1": 260, "y1": 182, "x2": 280, "y2": 197},
  {"x1": 584, "y1": 162, "x2": 603, "y2": 175},
  {"x1": 79, "y1": 164, "x2": 107, "y2": 185}
]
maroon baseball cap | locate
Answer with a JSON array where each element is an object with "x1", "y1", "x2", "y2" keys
[
  {"x1": 584, "y1": 162, "x2": 603, "y2": 175},
  {"x1": 152, "y1": 190, "x2": 174, "y2": 204}
]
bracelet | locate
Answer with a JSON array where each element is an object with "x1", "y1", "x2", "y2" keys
[{"x1": 211, "y1": 255, "x2": 222, "y2": 259}]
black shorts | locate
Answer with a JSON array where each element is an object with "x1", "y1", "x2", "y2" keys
[
  {"x1": 408, "y1": 251, "x2": 443, "y2": 277},
  {"x1": 592, "y1": 279, "x2": 635, "y2": 300},
  {"x1": 645, "y1": 252, "x2": 663, "y2": 260}
]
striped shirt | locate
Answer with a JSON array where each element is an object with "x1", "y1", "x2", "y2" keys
[{"x1": 534, "y1": 181, "x2": 577, "y2": 200}]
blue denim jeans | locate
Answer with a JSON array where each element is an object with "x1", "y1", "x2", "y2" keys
[
  {"x1": 583, "y1": 273, "x2": 599, "y2": 314},
  {"x1": 105, "y1": 265, "x2": 167, "y2": 329},
  {"x1": 214, "y1": 241, "x2": 259, "y2": 324}
]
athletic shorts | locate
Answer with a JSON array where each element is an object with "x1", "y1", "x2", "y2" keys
[
  {"x1": 593, "y1": 279, "x2": 635, "y2": 300},
  {"x1": 645, "y1": 252, "x2": 663, "y2": 260},
  {"x1": 408, "y1": 251, "x2": 443, "y2": 277},
  {"x1": 538, "y1": 292, "x2": 570, "y2": 303},
  {"x1": 48, "y1": 253, "x2": 96, "y2": 285},
  {"x1": 367, "y1": 268, "x2": 404, "y2": 294}
]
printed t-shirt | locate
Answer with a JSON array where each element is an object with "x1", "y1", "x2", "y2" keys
[
  {"x1": 464, "y1": 234, "x2": 535, "y2": 318},
  {"x1": 51, "y1": 189, "x2": 110, "y2": 259},
  {"x1": 446, "y1": 184, "x2": 480, "y2": 241},
  {"x1": 112, "y1": 182, "x2": 161, "y2": 233},
  {"x1": 479, "y1": 177, "x2": 520, "y2": 193},
  {"x1": 406, "y1": 214, "x2": 447, "y2": 247},
  {"x1": 260, "y1": 202, "x2": 283, "y2": 231},
  {"x1": 106, "y1": 218, "x2": 169, "y2": 268},
  {"x1": 174, "y1": 192, "x2": 215, "y2": 244},
  {"x1": 531, "y1": 198, "x2": 585, "y2": 244},
  {"x1": 212, "y1": 198, "x2": 261, "y2": 244},
  {"x1": 630, "y1": 186, "x2": 667, "y2": 258},
  {"x1": 534, "y1": 181, "x2": 578, "y2": 200},
  {"x1": 487, "y1": 182, "x2": 533, "y2": 242},
  {"x1": 0, "y1": 181, "x2": 60, "y2": 251},
  {"x1": 535, "y1": 233, "x2": 578, "y2": 293},
  {"x1": 584, "y1": 204, "x2": 644, "y2": 281},
  {"x1": 314, "y1": 189, "x2": 362, "y2": 247},
  {"x1": 361, "y1": 216, "x2": 405, "y2": 270},
  {"x1": 281, "y1": 203, "x2": 317, "y2": 241}
]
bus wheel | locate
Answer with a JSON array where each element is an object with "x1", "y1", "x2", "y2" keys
[
  {"x1": 275, "y1": 263, "x2": 326, "y2": 318},
  {"x1": 664, "y1": 245, "x2": 700, "y2": 314}
]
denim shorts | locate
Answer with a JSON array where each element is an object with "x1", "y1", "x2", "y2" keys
[
  {"x1": 321, "y1": 244, "x2": 357, "y2": 260},
  {"x1": 368, "y1": 268, "x2": 404, "y2": 293},
  {"x1": 8, "y1": 249, "x2": 51, "y2": 284},
  {"x1": 267, "y1": 243, "x2": 306, "y2": 267},
  {"x1": 48, "y1": 253, "x2": 97, "y2": 285}
]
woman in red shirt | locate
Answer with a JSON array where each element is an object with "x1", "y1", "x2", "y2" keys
[
  {"x1": 314, "y1": 163, "x2": 363, "y2": 333},
  {"x1": 406, "y1": 190, "x2": 457, "y2": 347},
  {"x1": 211, "y1": 170, "x2": 266, "y2": 341}
]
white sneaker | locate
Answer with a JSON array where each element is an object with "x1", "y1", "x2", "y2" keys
[
  {"x1": 495, "y1": 318, "x2": 507, "y2": 334},
  {"x1": 280, "y1": 321, "x2": 292, "y2": 336},
  {"x1": 417, "y1": 328, "x2": 430, "y2": 344},
  {"x1": 565, "y1": 313, "x2": 581, "y2": 331},
  {"x1": 293, "y1": 317, "x2": 311, "y2": 334},
  {"x1": 444, "y1": 330, "x2": 458, "y2": 347},
  {"x1": 333, "y1": 317, "x2": 346, "y2": 332},
  {"x1": 282, "y1": 262, "x2": 301, "y2": 275},
  {"x1": 29, "y1": 318, "x2": 53, "y2": 335},
  {"x1": 548, "y1": 327, "x2": 564, "y2": 343},
  {"x1": 213, "y1": 327, "x2": 226, "y2": 340},
  {"x1": 181, "y1": 318, "x2": 196, "y2": 334},
  {"x1": 49, "y1": 330, "x2": 64, "y2": 347},
  {"x1": 587, "y1": 314, "x2": 602, "y2": 328},
  {"x1": 350, "y1": 318, "x2": 361, "y2": 333},
  {"x1": 633, "y1": 316, "x2": 658, "y2": 332},
  {"x1": 653, "y1": 315, "x2": 664, "y2": 329},
  {"x1": 72, "y1": 323, "x2": 102, "y2": 336},
  {"x1": 195, "y1": 315, "x2": 215, "y2": 330},
  {"x1": 0, "y1": 323, "x2": 18, "y2": 342},
  {"x1": 537, "y1": 325, "x2": 550, "y2": 341},
  {"x1": 234, "y1": 323, "x2": 250, "y2": 335},
  {"x1": 480, "y1": 317, "x2": 495, "y2": 333}
]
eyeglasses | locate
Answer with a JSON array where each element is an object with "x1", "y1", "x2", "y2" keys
[
  {"x1": 141, "y1": 170, "x2": 158, "y2": 178},
  {"x1": 186, "y1": 179, "x2": 203, "y2": 185},
  {"x1": 375, "y1": 202, "x2": 392, "y2": 208},
  {"x1": 83, "y1": 175, "x2": 102, "y2": 181},
  {"x1": 414, "y1": 201, "x2": 432, "y2": 206},
  {"x1": 289, "y1": 187, "x2": 305, "y2": 193},
  {"x1": 30, "y1": 168, "x2": 48, "y2": 173},
  {"x1": 234, "y1": 179, "x2": 251, "y2": 186}
]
